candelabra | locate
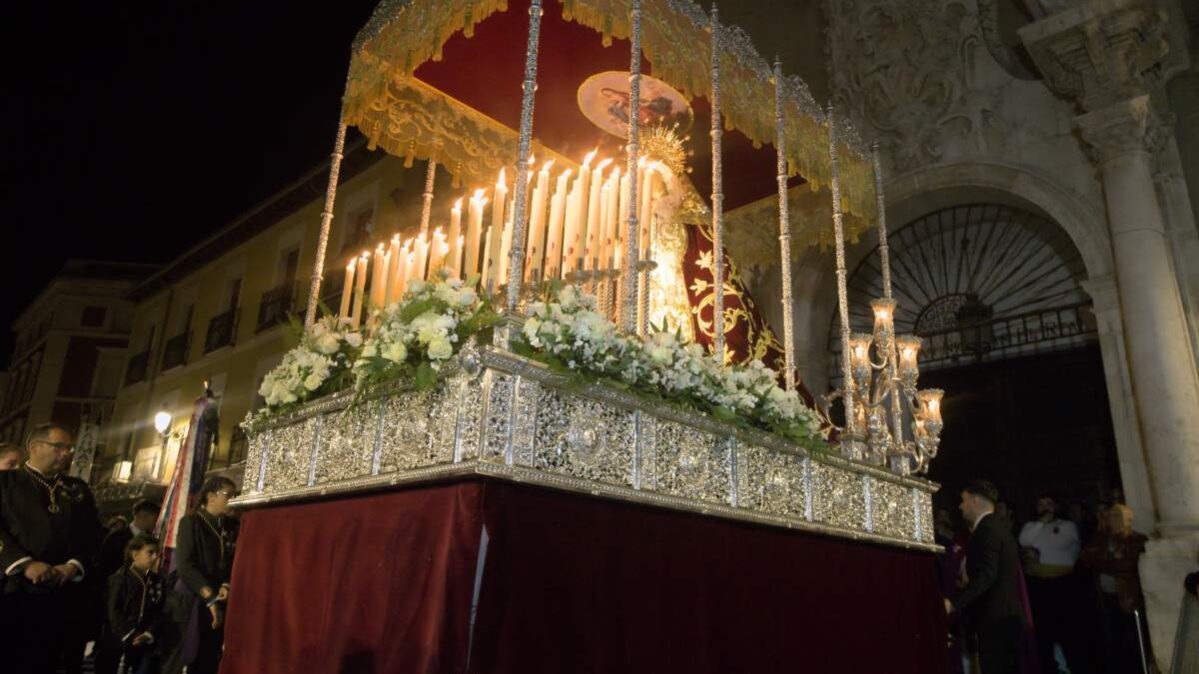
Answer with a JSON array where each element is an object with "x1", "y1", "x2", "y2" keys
[{"x1": 822, "y1": 135, "x2": 945, "y2": 476}]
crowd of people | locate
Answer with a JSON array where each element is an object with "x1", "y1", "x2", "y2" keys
[
  {"x1": 936, "y1": 479, "x2": 1193, "y2": 674},
  {"x1": 0, "y1": 422, "x2": 238, "y2": 674}
]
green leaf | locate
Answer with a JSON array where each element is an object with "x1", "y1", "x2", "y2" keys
[{"x1": 414, "y1": 362, "x2": 437, "y2": 390}]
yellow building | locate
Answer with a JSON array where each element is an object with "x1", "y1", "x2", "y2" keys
[{"x1": 103, "y1": 139, "x2": 457, "y2": 496}]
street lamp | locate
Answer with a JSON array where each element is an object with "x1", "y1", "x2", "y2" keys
[{"x1": 154, "y1": 410, "x2": 172, "y2": 436}]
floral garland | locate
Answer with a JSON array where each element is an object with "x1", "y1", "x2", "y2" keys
[
  {"x1": 245, "y1": 281, "x2": 824, "y2": 454},
  {"x1": 353, "y1": 272, "x2": 498, "y2": 391},
  {"x1": 519, "y1": 286, "x2": 827, "y2": 452},
  {"x1": 255, "y1": 317, "x2": 362, "y2": 413},
  {"x1": 244, "y1": 272, "x2": 497, "y2": 431}
]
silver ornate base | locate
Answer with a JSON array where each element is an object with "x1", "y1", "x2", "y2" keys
[{"x1": 235, "y1": 342, "x2": 940, "y2": 551}]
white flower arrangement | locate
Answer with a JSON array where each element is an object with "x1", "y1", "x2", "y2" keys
[
  {"x1": 520, "y1": 285, "x2": 827, "y2": 450},
  {"x1": 354, "y1": 270, "x2": 497, "y2": 391},
  {"x1": 252, "y1": 317, "x2": 363, "y2": 419}
]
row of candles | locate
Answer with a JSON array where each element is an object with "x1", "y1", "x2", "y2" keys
[{"x1": 337, "y1": 150, "x2": 664, "y2": 326}]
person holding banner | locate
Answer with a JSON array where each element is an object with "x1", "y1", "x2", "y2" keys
[{"x1": 161, "y1": 476, "x2": 237, "y2": 674}]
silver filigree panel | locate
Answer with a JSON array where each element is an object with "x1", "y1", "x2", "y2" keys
[
  {"x1": 246, "y1": 429, "x2": 269, "y2": 494},
  {"x1": 811, "y1": 461, "x2": 866, "y2": 531},
  {"x1": 655, "y1": 421, "x2": 733, "y2": 505},
  {"x1": 266, "y1": 416, "x2": 318, "y2": 491},
  {"x1": 736, "y1": 445, "x2": 807, "y2": 519},
  {"x1": 872, "y1": 479, "x2": 916, "y2": 540},
  {"x1": 533, "y1": 389, "x2": 636, "y2": 488},
  {"x1": 482, "y1": 372, "x2": 515, "y2": 463},
  {"x1": 315, "y1": 404, "x2": 376, "y2": 484},
  {"x1": 511, "y1": 378, "x2": 543, "y2": 468}
]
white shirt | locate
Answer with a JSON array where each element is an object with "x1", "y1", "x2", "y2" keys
[{"x1": 1018, "y1": 519, "x2": 1080, "y2": 567}]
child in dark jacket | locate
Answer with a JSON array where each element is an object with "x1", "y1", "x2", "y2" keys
[{"x1": 95, "y1": 533, "x2": 165, "y2": 674}]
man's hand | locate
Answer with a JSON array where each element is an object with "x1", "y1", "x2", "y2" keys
[
  {"x1": 944, "y1": 598, "x2": 954, "y2": 615},
  {"x1": 209, "y1": 603, "x2": 224, "y2": 629},
  {"x1": 217, "y1": 585, "x2": 230, "y2": 602},
  {"x1": 23, "y1": 561, "x2": 58, "y2": 585},
  {"x1": 50, "y1": 563, "x2": 78, "y2": 587}
]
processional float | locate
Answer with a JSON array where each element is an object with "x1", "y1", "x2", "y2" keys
[{"x1": 238, "y1": 0, "x2": 945, "y2": 551}]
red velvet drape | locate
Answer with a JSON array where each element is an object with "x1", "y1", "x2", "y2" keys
[{"x1": 221, "y1": 480, "x2": 946, "y2": 674}]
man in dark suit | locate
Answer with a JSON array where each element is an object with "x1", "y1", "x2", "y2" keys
[
  {"x1": 945, "y1": 479, "x2": 1024, "y2": 674},
  {"x1": 97, "y1": 498, "x2": 161, "y2": 581},
  {"x1": 0, "y1": 422, "x2": 103, "y2": 673}
]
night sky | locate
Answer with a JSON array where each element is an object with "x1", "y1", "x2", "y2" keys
[{"x1": 3, "y1": 2, "x2": 379, "y2": 361}]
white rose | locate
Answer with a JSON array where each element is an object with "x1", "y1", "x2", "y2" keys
[
  {"x1": 303, "y1": 373, "x2": 324, "y2": 391},
  {"x1": 456, "y1": 287, "x2": 477, "y2": 307},
  {"x1": 427, "y1": 337, "x2": 453, "y2": 360},
  {"x1": 650, "y1": 346, "x2": 673, "y2": 365},
  {"x1": 315, "y1": 332, "x2": 340, "y2": 355},
  {"x1": 344, "y1": 333, "x2": 363, "y2": 347},
  {"x1": 382, "y1": 341, "x2": 408, "y2": 363},
  {"x1": 407, "y1": 280, "x2": 427, "y2": 295}
]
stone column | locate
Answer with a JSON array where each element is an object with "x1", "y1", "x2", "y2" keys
[{"x1": 1077, "y1": 95, "x2": 1199, "y2": 668}]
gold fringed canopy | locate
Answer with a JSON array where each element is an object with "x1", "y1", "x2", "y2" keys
[{"x1": 343, "y1": 0, "x2": 877, "y2": 244}]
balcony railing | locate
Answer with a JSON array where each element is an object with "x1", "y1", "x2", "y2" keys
[
  {"x1": 204, "y1": 308, "x2": 239, "y2": 353},
  {"x1": 256, "y1": 282, "x2": 296, "y2": 333},
  {"x1": 125, "y1": 350, "x2": 150, "y2": 385},
  {"x1": 918, "y1": 302, "x2": 1097, "y2": 366},
  {"x1": 161, "y1": 332, "x2": 190, "y2": 370}
]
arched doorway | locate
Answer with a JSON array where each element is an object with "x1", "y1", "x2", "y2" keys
[{"x1": 828, "y1": 203, "x2": 1122, "y2": 520}]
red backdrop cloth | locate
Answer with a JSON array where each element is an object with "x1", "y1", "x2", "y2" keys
[
  {"x1": 218, "y1": 482, "x2": 485, "y2": 674},
  {"x1": 221, "y1": 480, "x2": 945, "y2": 674}
]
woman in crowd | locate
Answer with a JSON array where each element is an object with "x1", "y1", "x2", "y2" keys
[
  {"x1": 1080, "y1": 503, "x2": 1153, "y2": 674},
  {"x1": 161, "y1": 476, "x2": 237, "y2": 674}
]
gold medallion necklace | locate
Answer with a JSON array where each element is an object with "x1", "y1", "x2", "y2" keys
[{"x1": 23, "y1": 465, "x2": 63, "y2": 513}]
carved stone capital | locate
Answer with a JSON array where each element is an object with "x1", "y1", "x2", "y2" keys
[
  {"x1": 1076, "y1": 95, "x2": 1167, "y2": 164},
  {"x1": 1019, "y1": 0, "x2": 1175, "y2": 111}
]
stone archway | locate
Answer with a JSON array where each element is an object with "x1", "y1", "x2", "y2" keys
[{"x1": 789, "y1": 160, "x2": 1154, "y2": 532}]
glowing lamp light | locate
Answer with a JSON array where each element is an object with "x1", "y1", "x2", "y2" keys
[
  {"x1": 896, "y1": 334, "x2": 922, "y2": 386},
  {"x1": 870, "y1": 297, "x2": 897, "y2": 348},
  {"x1": 848, "y1": 333, "x2": 872, "y2": 368},
  {"x1": 153, "y1": 410, "x2": 172, "y2": 436},
  {"x1": 917, "y1": 389, "x2": 944, "y2": 427}
]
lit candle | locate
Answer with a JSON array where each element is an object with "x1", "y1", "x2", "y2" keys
[
  {"x1": 485, "y1": 169, "x2": 508, "y2": 287},
  {"x1": 413, "y1": 234, "x2": 429, "y2": 281},
  {"x1": 498, "y1": 212, "x2": 514, "y2": 287},
  {"x1": 871, "y1": 297, "x2": 898, "y2": 350},
  {"x1": 393, "y1": 241, "x2": 411, "y2": 299},
  {"x1": 586, "y1": 159, "x2": 611, "y2": 271},
  {"x1": 385, "y1": 235, "x2": 402, "y2": 305},
  {"x1": 896, "y1": 334, "x2": 922, "y2": 388},
  {"x1": 369, "y1": 244, "x2": 387, "y2": 312},
  {"x1": 480, "y1": 228, "x2": 493, "y2": 289},
  {"x1": 446, "y1": 198, "x2": 463, "y2": 278},
  {"x1": 603, "y1": 166, "x2": 621, "y2": 269},
  {"x1": 428, "y1": 227, "x2": 448, "y2": 276},
  {"x1": 545, "y1": 168, "x2": 571, "y2": 279},
  {"x1": 638, "y1": 160, "x2": 655, "y2": 258},
  {"x1": 565, "y1": 151, "x2": 596, "y2": 273},
  {"x1": 455, "y1": 235, "x2": 465, "y2": 280},
  {"x1": 848, "y1": 332, "x2": 873, "y2": 394},
  {"x1": 465, "y1": 189, "x2": 487, "y2": 278},
  {"x1": 350, "y1": 250, "x2": 369, "y2": 328},
  {"x1": 338, "y1": 258, "x2": 355, "y2": 322},
  {"x1": 525, "y1": 160, "x2": 553, "y2": 282},
  {"x1": 616, "y1": 168, "x2": 630, "y2": 270}
]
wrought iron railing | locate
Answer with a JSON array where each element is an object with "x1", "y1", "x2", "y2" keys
[
  {"x1": 125, "y1": 350, "x2": 150, "y2": 385},
  {"x1": 204, "y1": 308, "x2": 240, "y2": 353},
  {"x1": 918, "y1": 302, "x2": 1096, "y2": 365},
  {"x1": 256, "y1": 282, "x2": 296, "y2": 333},
  {"x1": 161, "y1": 332, "x2": 190, "y2": 370}
]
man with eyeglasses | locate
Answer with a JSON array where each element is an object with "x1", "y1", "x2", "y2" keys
[{"x1": 0, "y1": 421, "x2": 103, "y2": 673}]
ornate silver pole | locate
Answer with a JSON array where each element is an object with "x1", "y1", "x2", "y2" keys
[
  {"x1": 621, "y1": 0, "x2": 643, "y2": 333},
  {"x1": 504, "y1": 0, "x2": 544, "y2": 314},
  {"x1": 773, "y1": 59, "x2": 796, "y2": 391},
  {"x1": 418, "y1": 158, "x2": 437, "y2": 237},
  {"x1": 873, "y1": 142, "x2": 907, "y2": 466},
  {"x1": 828, "y1": 105, "x2": 859, "y2": 448},
  {"x1": 305, "y1": 121, "x2": 348, "y2": 327},
  {"x1": 710, "y1": 5, "x2": 726, "y2": 364}
]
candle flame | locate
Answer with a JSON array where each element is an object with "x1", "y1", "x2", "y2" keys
[
  {"x1": 528, "y1": 155, "x2": 536, "y2": 166},
  {"x1": 360, "y1": 250, "x2": 370, "y2": 259},
  {"x1": 473, "y1": 188, "x2": 486, "y2": 201},
  {"x1": 542, "y1": 159, "x2": 555, "y2": 172},
  {"x1": 453, "y1": 198, "x2": 463, "y2": 210},
  {"x1": 376, "y1": 243, "x2": 386, "y2": 253},
  {"x1": 583, "y1": 149, "x2": 598, "y2": 166},
  {"x1": 561, "y1": 168, "x2": 573, "y2": 180},
  {"x1": 347, "y1": 259, "x2": 356, "y2": 271},
  {"x1": 638, "y1": 156, "x2": 647, "y2": 168},
  {"x1": 392, "y1": 234, "x2": 401, "y2": 244},
  {"x1": 497, "y1": 167, "x2": 506, "y2": 186},
  {"x1": 596, "y1": 157, "x2": 613, "y2": 171}
]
